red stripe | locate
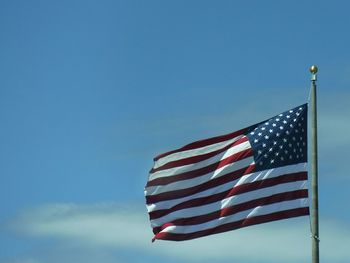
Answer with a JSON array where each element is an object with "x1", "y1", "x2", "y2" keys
[
  {"x1": 154, "y1": 127, "x2": 249, "y2": 161},
  {"x1": 149, "y1": 172, "x2": 307, "y2": 220},
  {"x1": 152, "y1": 189, "x2": 308, "y2": 234},
  {"x1": 153, "y1": 207, "x2": 310, "y2": 241},
  {"x1": 146, "y1": 164, "x2": 256, "y2": 204},
  {"x1": 151, "y1": 136, "x2": 249, "y2": 174},
  {"x1": 147, "y1": 148, "x2": 253, "y2": 187}
]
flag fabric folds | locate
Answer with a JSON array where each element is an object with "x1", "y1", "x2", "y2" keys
[{"x1": 145, "y1": 104, "x2": 309, "y2": 242}]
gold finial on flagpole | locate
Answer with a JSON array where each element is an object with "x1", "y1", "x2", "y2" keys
[
  {"x1": 310, "y1": 65, "x2": 318, "y2": 74},
  {"x1": 310, "y1": 65, "x2": 318, "y2": 81}
]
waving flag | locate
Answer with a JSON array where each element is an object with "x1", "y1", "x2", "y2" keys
[{"x1": 145, "y1": 104, "x2": 309, "y2": 241}]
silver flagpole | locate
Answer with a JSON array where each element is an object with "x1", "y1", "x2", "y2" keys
[{"x1": 310, "y1": 65, "x2": 319, "y2": 263}]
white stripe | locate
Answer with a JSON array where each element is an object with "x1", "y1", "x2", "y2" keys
[
  {"x1": 153, "y1": 134, "x2": 245, "y2": 170},
  {"x1": 159, "y1": 198, "x2": 308, "y2": 234},
  {"x1": 146, "y1": 156, "x2": 254, "y2": 196},
  {"x1": 235, "y1": 162, "x2": 307, "y2": 186},
  {"x1": 151, "y1": 180, "x2": 308, "y2": 227},
  {"x1": 146, "y1": 162, "x2": 307, "y2": 212},
  {"x1": 149, "y1": 140, "x2": 251, "y2": 181}
]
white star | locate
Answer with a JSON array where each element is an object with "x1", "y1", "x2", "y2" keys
[
  {"x1": 295, "y1": 129, "x2": 299, "y2": 133},
  {"x1": 254, "y1": 139, "x2": 259, "y2": 143},
  {"x1": 260, "y1": 161, "x2": 263, "y2": 165},
  {"x1": 299, "y1": 107, "x2": 303, "y2": 110},
  {"x1": 279, "y1": 114, "x2": 283, "y2": 117},
  {"x1": 275, "y1": 118, "x2": 280, "y2": 121},
  {"x1": 273, "y1": 141, "x2": 277, "y2": 145},
  {"x1": 279, "y1": 126, "x2": 284, "y2": 130},
  {"x1": 289, "y1": 155, "x2": 293, "y2": 159},
  {"x1": 265, "y1": 122, "x2": 269, "y2": 125},
  {"x1": 296, "y1": 112, "x2": 300, "y2": 116},
  {"x1": 289, "y1": 143, "x2": 292, "y2": 147},
  {"x1": 286, "y1": 130, "x2": 290, "y2": 135},
  {"x1": 290, "y1": 124, "x2": 294, "y2": 128},
  {"x1": 269, "y1": 129, "x2": 273, "y2": 133},
  {"x1": 279, "y1": 145, "x2": 283, "y2": 149},
  {"x1": 283, "y1": 138, "x2": 287, "y2": 142},
  {"x1": 298, "y1": 123, "x2": 302, "y2": 127},
  {"x1": 283, "y1": 120, "x2": 287, "y2": 124},
  {"x1": 293, "y1": 118, "x2": 297, "y2": 122},
  {"x1": 250, "y1": 131, "x2": 255, "y2": 135},
  {"x1": 297, "y1": 154, "x2": 299, "y2": 158},
  {"x1": 261, "y1": 127, "x2": 266, "y2": 131},
  {"x1": 264, "y1": 153, "x2": 268, "y2": 158},
  {"x1": 258, "y1": 150, "x2": 262, "y2": 155},
  {"x1": 272, "y1": 123, "x2": 277, "y2": 127},
  {"x1": 275, "y1": 152, "x2": 279, "y2": 156},
  {"x1": 284, "y1": 150, "x2": 288, "y2": 154},
  {"x1": 265, "y1": 135, "x2": 269, "y2": 139},
  {"x1": 292, "y1": 137, "x2": 296, "y2": 141},
  {"x1": 258, "y1": 132, "x2": 262, "y2": 136},
  {"x1": 281, "y1": 156, "x2": 284, "y2": 161},
  {"x1": 269, "y1": 148, "x2": 273, "y2": 152},
  {"x1": 289, "y1": 110, "x2": 293, "y2": 113},
  {"x1": 262, "y1": 143, "x2": 266, "y2": 148},
  {"x1": 270, "y1": 159, "x2": 275, "y2": 164},
  {"x1": 286, "y1": 115, "x2": 290, "y2": 118}
]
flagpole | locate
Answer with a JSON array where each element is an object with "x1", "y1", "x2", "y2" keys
[{"x1": 310, "y1": 65, "x2": 319, "y2": 263}]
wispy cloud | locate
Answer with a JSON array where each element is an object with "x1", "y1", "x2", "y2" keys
[
  {"x1": 4, "y1": 202, "x2": 350, "y2": 263},
  {"x1": 9, "y1": 203, "x2": 149, "y2": 248}
]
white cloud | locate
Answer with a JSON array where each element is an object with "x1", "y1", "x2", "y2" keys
[
  {"x1": 9, "y1": 203, "x2": 150, "y2": 248},
  {"x1": 6, "y1": 202, "x2": 350, "y2": 263}
]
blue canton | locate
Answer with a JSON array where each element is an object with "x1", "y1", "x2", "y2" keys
[{"x1": 246, "y1": 104, "x2": 307, "y2": 172}]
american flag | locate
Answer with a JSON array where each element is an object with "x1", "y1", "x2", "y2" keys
[{"x1": 145, "y1": 104, "x2": 309, "y2": 241}]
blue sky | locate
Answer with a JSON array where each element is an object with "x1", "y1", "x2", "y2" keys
[{"x1": 0, "y1": 1, "x2": 350, "y2": 262}]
